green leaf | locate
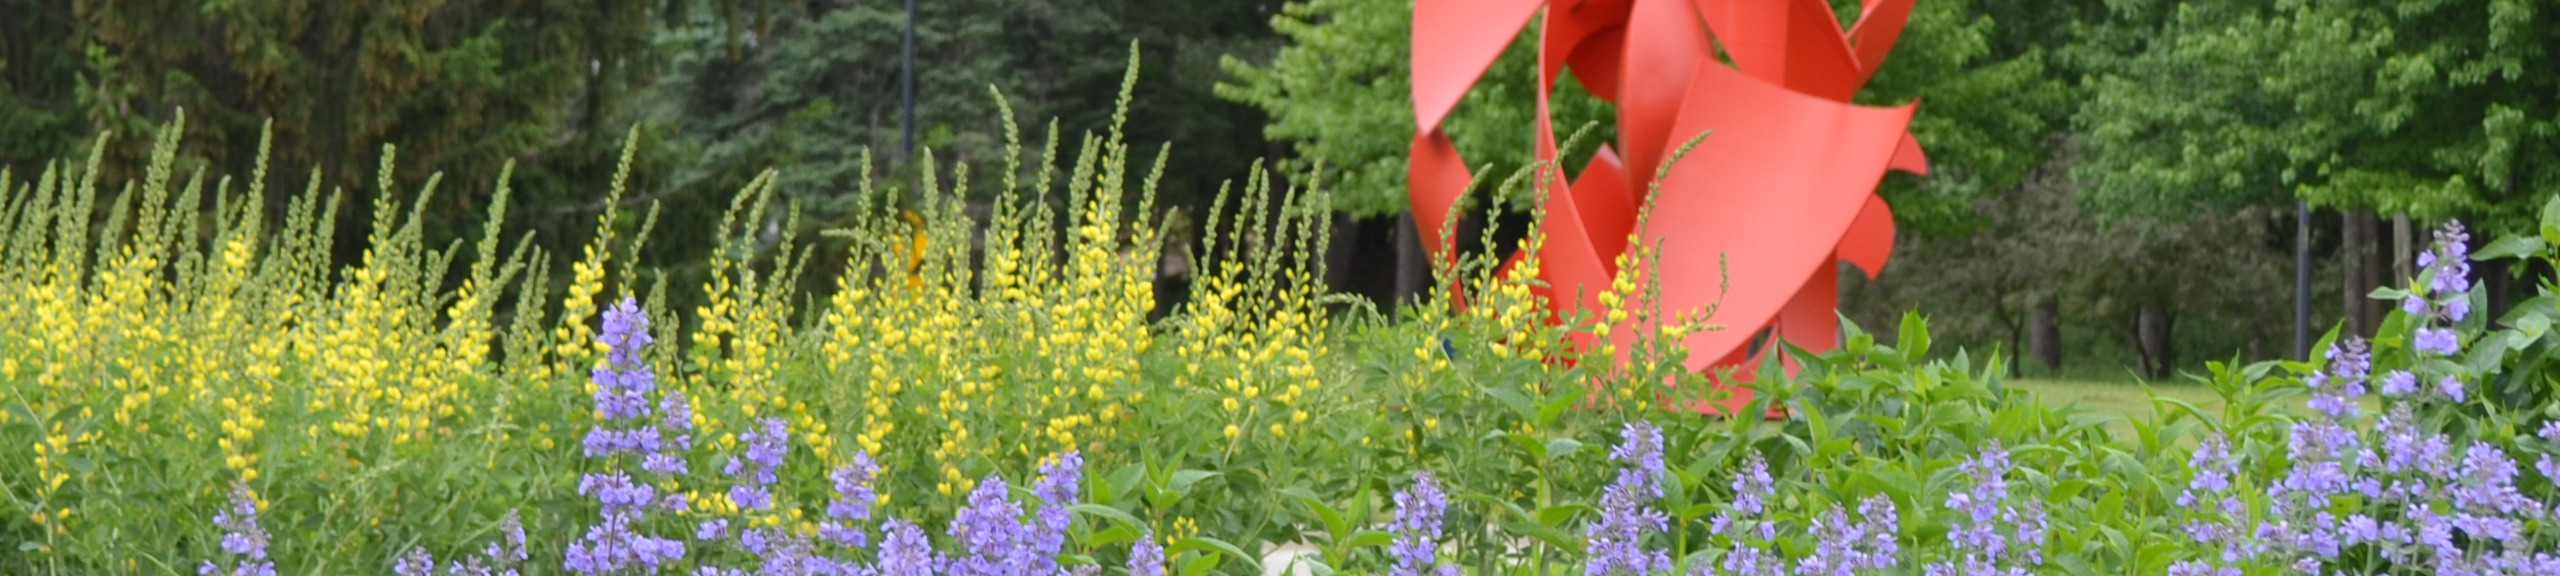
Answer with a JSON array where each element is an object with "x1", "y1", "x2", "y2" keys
[
  {"x1": 1344, "y1": 530, "x2": 1394, "y2": 550},
  {"x1": 1168, "y1": 470, "x2": 1219, "y2": 494},
  {"x1": 1543, "y1": 437, "x2": 1584, "y2": 461},
  {"x1": 2541, "y1": 195, "x2": 2560, "y2": 241},
  {"x1": 2515, "y1": 308, "x2": 2552, "y2": 340},
  {"x1": 1502, "y1": 433, "x2": 1548, "y2": 462},
  {"x1": 1281, "y1": 487, "x2": 1351, "y2": 542},
  {"x1": 1501, "y1": 519, "x2": 1586, "y2": 554},
  {"x1": 2475, "y1": 235, "x2": 2546, "y2": 262},
  {"x1": 1533, "y1": 503, "x2": 1592, "y2": 527},
  {"x1": 1169, "y1": 537, "x2": 1263, "y2": 574},
  {"x1": 1069, "y1": 503, "x2": 1148, "y2": 532},
  {"x1": 1482, "y1": 386, "x2": 1536, "y2": 420},
  {"x1": 1536, "y1": 386, "x2": 1589, "y2": 427},
  {"x1": 1899, "y1": 311, "x2": 1932, "y2": 360},
  {"x1": 1176, "y1": 554, "x2": 1221, "y2": 576},
  {"x1": 1089, "y1": 525, "x2": 1140, "y2": 547}
]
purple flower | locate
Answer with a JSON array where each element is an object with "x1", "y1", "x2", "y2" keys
[
  {"x1": 1388, "y1": 471, "x2": 1459, "y2": 576},
  {"x1": 201, "y1": 483, "x2": 276, "y2": 576},
  {"x1": 1711, "y1": 454, "x2": 1784, "y2": 576},
  {"x1": 563, "y1": 507, "x2": 685, "y2": 575},
  {"x1": 876, "y1": 519, "x2": 943, "y2": 576},
  {"x1": 601, "y1": 297, "x2": 653, "y2": 367},
  {"x1": 949, "y1": 475, "x2": 1038, "y2": 576},
  {"x1": 413, "y1": 511, "x2": 531, "y2": 576},
  {"x1": 1129, "y1": 529, "x2": 1166, "y2": 576},
  {"x1": 819, "y1": 451, "x2": 883, "y2": 549},
  {"x1": 724, "y1": 418, "x2": 789, "y2": 513},
  {"x1": 2414, "y1": 327, "x2": 2460, "y2": 357},
  {"x1": 2435, "y1": 375, "x2": 2465, "y2": 403},
  {"x1": 2379, "y1": 370, "x2": 2417, "y2": 397},
  {"x1": 393, "y1": 548, "x2": 435, "y2": 576},
  {"x1": 2428, "y1": 222, "x2": 2472, "y2": 299},
  {"x1": 2304, "y1": 340, "x2": 2370, "y2": 419},
  {"x1": 567, "y1": 298, "x2": 689, "y2": 575},
  {"x1": 1795, "y1": 496, "x2": 1899, "y2": 576},
  {"x1": 1026, "y1": 451, "x2": 1084, "y2": 576},
  {"x1": 1927, "y1": 443, "x2": 2043, "y2": 576},
  {"x1": 1586, "y1": 422, "x2": 1670, "y2": 576},
  {"x1": 2173, "y1": 436, "x2": 2260, "y2": 572}
]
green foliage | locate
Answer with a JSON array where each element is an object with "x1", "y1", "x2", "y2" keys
[
  {"x1": 1216, "y1": 0, "x2": 1615, "y2": 217},
  {"x1": 1854, "y1": 0, "x2": 2076, "y2": 235},
  {"x1": 647, "y1": 0, "x2": 1276, "y2": 224},
  {"x1": 2076, "y1": 0, "x2": 2560, "y2": 234}
]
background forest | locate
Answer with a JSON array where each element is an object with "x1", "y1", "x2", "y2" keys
[{"x1": 4, "y1": 0, "x2": 2554, "y2": 381}]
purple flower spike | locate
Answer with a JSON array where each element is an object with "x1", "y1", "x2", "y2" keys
[
  {"x1": 2429, "y1": 222, "x2": 2472, "y2": 299},
  {"x1": 2305, "y1": 340, "x2": 2371, "y2": 419},
  {"x1": 567, "y1": 297, "x2": 689, "y2": 575},
  {"x1": 876, "y1": 519, "x2": 943, "y2": 576},
  {"x1": 1129, "y1": 528, "x2": 1167, "y2": 576},
  {"x1": 1586, "y1": 422, "x2": 1671, "y2": 576},
  {"x1": 1927, "y1": 442, "x2": 2044, "y2": 576},
  {"x1": 200, "y1": 483, "x2": 276, "y2": 576},
  {"x1": 1388, "y1": 471, "x2": 1459, "y2": 576},
  {"x1": 1030, "y1": 451, "x2": 1085, "y2": 575},
  {"x1": 819, "y1": 451, "x2": 883, "y2": 549}
]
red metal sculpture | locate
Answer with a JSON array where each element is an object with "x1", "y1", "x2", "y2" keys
[{"x1": 1410, "y1": 0, "x2": 1927, "y2": 413}]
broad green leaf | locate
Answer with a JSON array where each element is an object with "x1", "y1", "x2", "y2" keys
[
  {"x1": 1481, "y1": 386, "x2": 1536, "y2": 420},
  {"x1": 1169, "y1": 537, "x2": 1262, "y2": 574},
  {"x1": 1089, "y1": 525, "x2": 1139, "y2": 547},
  {"x1": 1069, "y1": 503, "x2": 1148, "y2": 532},
  {"x1": 1899, "y1": 311, "x2": 1932, "y2": 360},
  {"x1": 1544, "y1": 437, "x2": 1584, "y2": 462},
  {"x1": 1500, "y1": 519, "x2": 1585, "y2": 554},
  {"x1": 1537, "y1": 386, "x2": 1589, "y2": 427},
  {"x1": 1533, "y1": 503, "x2": 1592, "y2": 527},
  {"x1": 2475, "y1": 235, "x2": 2546, "y2": 261},
  {"x1": 1176, "y1": 554, "x2": 1221, "y2": 576},
  {"x1": 1280, "y1": 487, "x2": 1350, "y2": 542},
  {"x1": 1168, "y1": 470, "x2": 1219, "y2": 494}
]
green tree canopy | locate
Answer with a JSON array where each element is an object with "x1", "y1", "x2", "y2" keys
[{"x1": 2076, "y1": 0, "x2": 2559, "y2": 235}]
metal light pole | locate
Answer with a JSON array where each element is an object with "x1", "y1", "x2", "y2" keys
[{"x1": 901, "y1": 0, "x2": 917, "y2": 161}]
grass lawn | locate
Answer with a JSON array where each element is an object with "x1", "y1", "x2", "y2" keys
[{"x1": 2007, "y1": 377, "x2": 2228, "y2": 422}]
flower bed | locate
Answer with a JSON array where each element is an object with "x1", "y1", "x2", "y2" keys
[{"x1": 6, "y1": 107, "x2": 2560, "y2": 575}]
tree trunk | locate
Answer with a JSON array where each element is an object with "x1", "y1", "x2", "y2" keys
[
  {"x1": 2029, "y1": 297, "x2": 2062, "y2": 372},
  {"x1": 2342, "y1": 211, "x2": 2371, "y2": 338},
  {"x1": 1323, "y1": 213, "x2": 1357, "y2": 293},
  {"x1": 2136, "y1": 303, "x2": 2175, "y2": 379},
  {"x1": 2483, "y1": 252, "x2": 2512, "y2": 324},
  {"x1": 2362, "y1": 211, "x2": 2388, "y2": 334},
  {"x1": 1392, "y1": 211, "x2": 1426, "y2": 316},
  {"x1": 2393, "y1": 213, "x2": 2413, "y2": 283}
]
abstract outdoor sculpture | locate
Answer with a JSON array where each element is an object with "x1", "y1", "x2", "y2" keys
[{"x1": 1409, "y1": 0, "x2": 1926, "y2": 412}]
